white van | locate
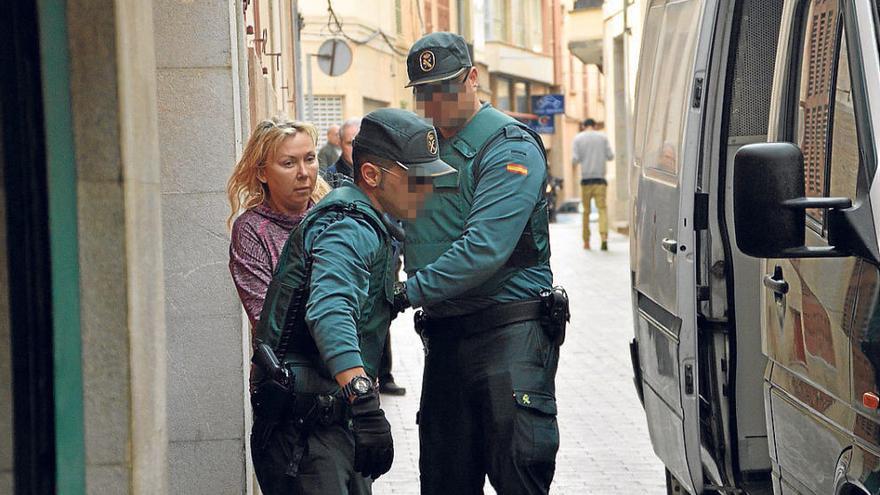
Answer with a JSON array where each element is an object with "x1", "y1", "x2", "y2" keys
[{"x1": 629, "y1": 0, "x2": 880, "y2": 493}]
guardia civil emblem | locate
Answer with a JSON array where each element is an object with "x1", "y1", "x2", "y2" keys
[
  {"x1": 419, "y1": 50, "x2": 435, "y2": 72},
  {"x1": 426, "y1": 130, "x2": 438, "y2": 155}
]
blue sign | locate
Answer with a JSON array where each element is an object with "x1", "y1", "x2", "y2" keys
[
  {"x1": 528, "y1": 114, "x2": 555, "y2": 134},
  {"x1": 531, "y1": 94, "x2": 565, "y2": 115}
]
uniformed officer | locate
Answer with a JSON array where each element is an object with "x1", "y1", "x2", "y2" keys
[
  {"x1": 392, "y1": 32, "x2": 566, "y2": 495},
  {"x1": 250, "y1": 108, "x2": 454, "y2": 495}
]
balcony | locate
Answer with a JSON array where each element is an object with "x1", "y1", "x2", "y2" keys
[
  {"x1": 567, "y1": 0, "x2": 604, "y2": 66},
  {"x1": 482, "y1": 41, "x2": 554, "y2": 85},
  {"x1": 573, "y1": 0, "x2": 603, "y2": 9}
]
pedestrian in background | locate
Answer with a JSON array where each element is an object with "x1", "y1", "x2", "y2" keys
[
  {"x1": 250, "y1": 109, "x2": 454, "y2": 494},
  {"x1": 318, "y1": 123, "x2": 341, "y2": 173},
  {"x1": 325, "y1": 118, "x2": 360, "y2": 188},
  {"x1": 572, "y1": 118, "x2": 614, "y2": 251},
  {"x1": 227, "y1": 117, "x2": 331, "y2": 326},
  {"x1": 393, "y1": 32, "x2": 565, "y2": 495}
]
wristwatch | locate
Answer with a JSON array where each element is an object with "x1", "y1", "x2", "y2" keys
[{"x1": 342, "y1": 375, "x2": 375, "y2": 402}]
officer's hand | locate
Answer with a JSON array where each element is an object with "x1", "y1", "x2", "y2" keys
[
  {"x1": 349, "y1": 392, "x2": 394, "y2": 479},
  {"x1": 391, "y1": 281, "x2": 411, "y2": 314}
]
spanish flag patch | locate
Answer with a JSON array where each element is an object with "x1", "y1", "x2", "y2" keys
[{"x1": 506, "y1": 163, "x2": 528, "y2": 175}]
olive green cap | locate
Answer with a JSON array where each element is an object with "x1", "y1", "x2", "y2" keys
[
  {"x1": 406, "y1": 32, "x2": 472, "y2": 87},
  {"x1": 353, "y1": 108, "x2": 455, "y2": 178}
]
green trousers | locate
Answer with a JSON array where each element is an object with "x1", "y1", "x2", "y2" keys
[{"x1": 418, "y1": 318, "x2": 560, "y2": 495}]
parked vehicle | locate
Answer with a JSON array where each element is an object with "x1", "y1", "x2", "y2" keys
[{"x1": 629, "y1": 0, "x2": 880, "y2": 494}]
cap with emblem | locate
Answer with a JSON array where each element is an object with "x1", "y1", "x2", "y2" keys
[
  {"x1": 353, "y1": 108, "x2": 455, "y2": 178},
  {"x1": 406, "y1": 32, "x2": 472, "y2": 88}
]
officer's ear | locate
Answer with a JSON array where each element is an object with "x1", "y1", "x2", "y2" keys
[
  {"x1": 360, "y1": 161, "x2": 382, "y2": 188},
  {"x1": 467, "y1": 67, "x2": 479, "y2": 90}
]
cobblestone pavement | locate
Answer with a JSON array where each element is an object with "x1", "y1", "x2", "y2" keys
[{"x1": 374, "y1": 213, "x2": 666, "y2": 494}]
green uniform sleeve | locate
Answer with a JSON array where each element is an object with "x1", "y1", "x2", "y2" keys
[
  {"x1": 406, "y1": 136, "x2": 545, "y2": 307},
  {"x1": 304, "y1": 215, "x2": 381, "y2": 377}
]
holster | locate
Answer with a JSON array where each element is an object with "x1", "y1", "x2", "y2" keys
[
  {"x1": 414, "y1": 309, "x2": 429, "y2": 355},
  {"x1": 250, "y1": 367, "x2": 297, "y2": 423},
  {"x1": 539, "y1": 286, "x2": 570, "y2": 346}
]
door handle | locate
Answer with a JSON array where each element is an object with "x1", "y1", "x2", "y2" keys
[
  {"x1": 661, "y1": 238, "x2": 678, "y2": 254},
  {"x1": 763, "y1": 266, "x2": 789, "y2": 295}
]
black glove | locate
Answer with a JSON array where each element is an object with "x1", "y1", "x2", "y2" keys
[
  {"x1": 391, "y1": 281, "x2": 411, "y2": 314},
  {"x1": 349, "y1": 391, "x2": 394, "y2": 479}
]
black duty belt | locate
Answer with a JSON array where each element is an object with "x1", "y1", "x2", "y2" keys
[
  {"x1": 293, "y1": 392, "x2": 348, "y2": 427},
  {"x1": 422, "y1": 299, "x2": 544, "y2": 336}
]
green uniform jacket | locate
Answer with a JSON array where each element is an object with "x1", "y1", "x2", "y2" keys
[
  {"x1": 255, "y1": 184, "x2": 394, "y2": 380},
  {"x1": 403, "y1": 103, "x2": 552, "y2": 317}
]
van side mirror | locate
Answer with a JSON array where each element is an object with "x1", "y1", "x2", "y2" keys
[{"x1": 733, "y1": 143, "x2": 851, "y2": 258}]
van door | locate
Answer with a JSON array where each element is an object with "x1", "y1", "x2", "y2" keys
[
  {"x1": 758, "y1": 0, "x2": 879, "y2": 492},
  {"x1": 630, "y1": 0, "x2": 718, "y2": 492}
]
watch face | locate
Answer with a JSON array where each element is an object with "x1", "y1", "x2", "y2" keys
[{"x1": 352, "y1": 377, "x2": 371, "y2": 395}]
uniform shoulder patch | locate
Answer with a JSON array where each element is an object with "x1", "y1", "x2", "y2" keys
[{"x1": 506, "y1": 163, "x2": 528, "y2": 176}]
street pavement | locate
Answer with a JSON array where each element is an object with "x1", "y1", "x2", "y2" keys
[{"x1": 373, "y1": 212, "x2": 666, "y2": 494}]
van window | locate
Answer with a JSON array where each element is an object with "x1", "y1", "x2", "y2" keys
[
  {"x1": 631, "y1": 1, "x2": 664, "y2": 169},
  {"x1": 828, "y1": 34, "x2": 858, "y2": 201},
  {"x1": 792, "y1": 0, "x2": 859, "y2": 230},
  {"x1": 794, "y1": 0, "x2": 837, "y2": 224},
  {"x1": 640, "y1": 0, "x2": 702, "y2": 183}
]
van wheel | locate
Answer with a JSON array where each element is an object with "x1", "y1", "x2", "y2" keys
[
  {"x1": 665, "y1": 470, "x2": 721, "y2": 495},
  {"x1": 665, "y1": 469, "x2": 684, "y2": 494}
]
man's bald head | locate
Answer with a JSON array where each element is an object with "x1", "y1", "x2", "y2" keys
[{"x1": 326, "y1": 124, "x2": 341, "y2": 146}]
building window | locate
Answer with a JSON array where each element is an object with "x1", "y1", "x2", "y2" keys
[
  {"x1": 495, "y1": 76, "x2": 512, "y2": 111},
  {"x1": 494, "y1": 76, "x2": 532, "y2": 113},
  {"x1": 458, "y1": 0, "x2": 472, "y2": 39},
  {"x1": 487, "y1": 0, "x2": 543, "y2": 52},
  {"x1": 438, "y1": 0, "x2": 451, "y2": 31},
  {"x1": 513, "y1": 81, "x2": 529, "y2": 113},
  {"x1": 485, "y1": 0, "x2": 509, "y2": 42},
  {"x1": 527, "y1": 0, "x2": 543, "y2": 52},
  {"x1": 425, "y1": 0, "x2": 434, "y2": 32},
  {"x1": 311, "y1": 95, "x2": 344, "y2": 148}
]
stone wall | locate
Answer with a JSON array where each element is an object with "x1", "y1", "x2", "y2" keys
[
  {"x1": 152, "y1": 0, "x2": 251, "y2": 492},
  {"x1": 68, "y1": 0, "x2": 168, "y2": 492}
]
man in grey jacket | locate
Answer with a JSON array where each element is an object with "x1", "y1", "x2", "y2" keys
[{"x1": 572, "y1": 118, "x2": 614, "y2": 250}]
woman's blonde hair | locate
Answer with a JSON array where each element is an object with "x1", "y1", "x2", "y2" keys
[{"x1": 226, "y1": 117, "x2": 331, "y2": 228}]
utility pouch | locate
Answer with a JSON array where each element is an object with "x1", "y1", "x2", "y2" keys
[{"x1": 539, "y1": 286, "x2": 570, "y2": 346}]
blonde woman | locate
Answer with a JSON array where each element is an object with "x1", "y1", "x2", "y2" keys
[{"x1": 228, "y1": 117, "x2": 331, "y2": 326}]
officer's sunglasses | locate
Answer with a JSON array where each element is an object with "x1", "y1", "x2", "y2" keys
[
  {"x1": 375, "y1": 159, "x2": 431, "y2": 185},
  {"x1": 412, "y1": 69, "x2": 471, "y2": 101}
]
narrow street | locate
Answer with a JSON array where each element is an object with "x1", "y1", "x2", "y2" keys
[{"x1": 375, "y1": 213, "x2": 666, "y2": 494}]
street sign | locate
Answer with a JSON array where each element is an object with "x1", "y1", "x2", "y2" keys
[
  {"x1": 316, "y1": 38, "x2": 352, "y2": 77},
  {"x1": 528, "y1": 114, "x2": 555, "y2": 134},
  {"x1": 531, "y1": 94, "x2": 565, "y2": 115}
]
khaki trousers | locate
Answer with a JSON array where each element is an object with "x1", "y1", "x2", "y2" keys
[{"x1": 580, "y1": 183, "x2": 608, "y2": 244}]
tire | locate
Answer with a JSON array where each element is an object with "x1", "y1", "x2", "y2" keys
[{"x1": 666, "y1": 469, "x2": 684, "y2": 495}]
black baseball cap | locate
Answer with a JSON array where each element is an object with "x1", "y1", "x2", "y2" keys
[
  {"x1": 406, "y1": 32, "x2": 472, "y2": 87},
  {"x1": 353, "y1": 108, "x2": 455, "y2": 178}
]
